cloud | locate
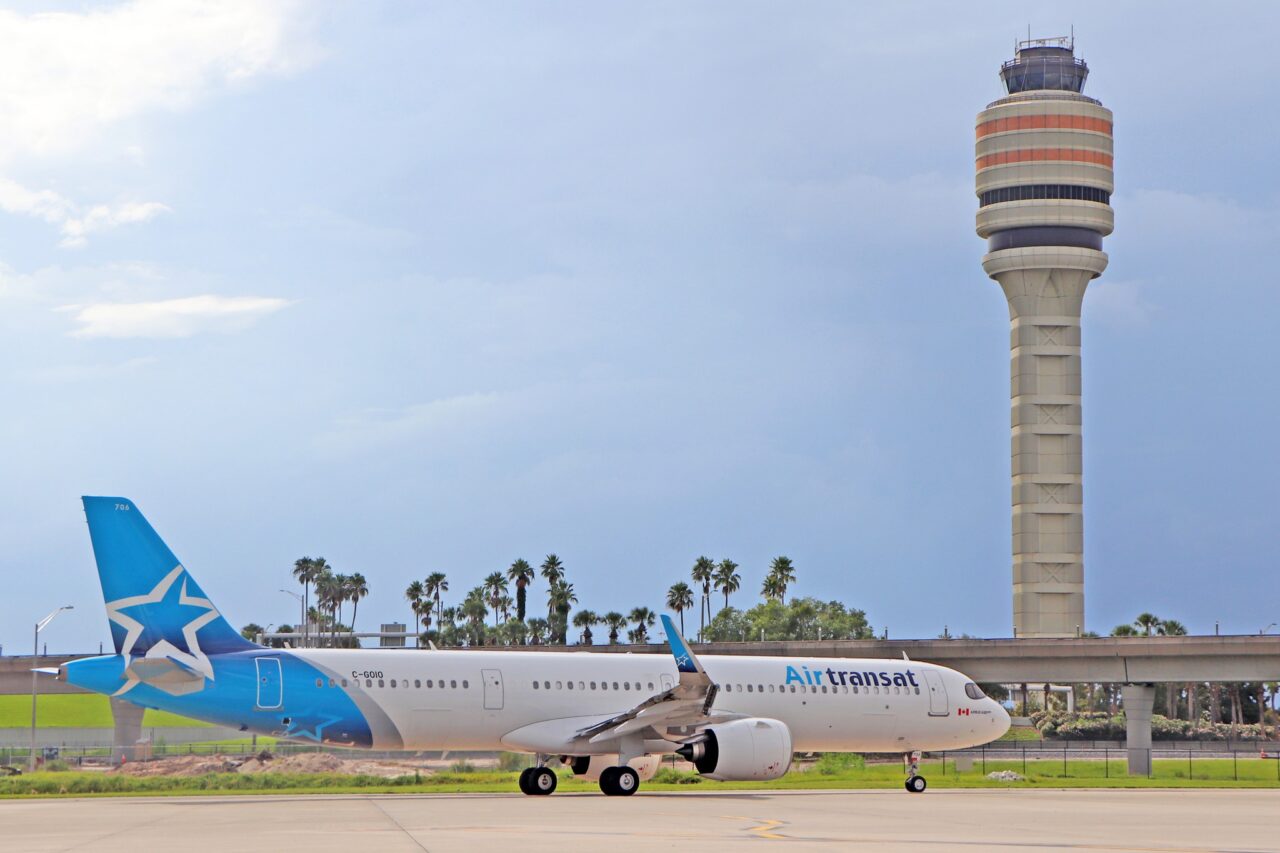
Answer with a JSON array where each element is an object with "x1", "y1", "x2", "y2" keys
[
  {"x1": 0, "y1": 0, "x2": 315, "y2": 244},
  {"x1": 0, "y1": 178, "x2": 170, "y2": 247},
  {"x1": 65, "y1": 294, "x2": 291, "y2": 339}
]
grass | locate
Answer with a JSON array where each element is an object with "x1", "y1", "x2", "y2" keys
[
  {"x1": 0, "y1": 695, "x2": 207, "y2": 729},
  {"x1": 996, "y1": 726, "x2": 1045, "y2": 742},
  {"x1": 2, "y1": 758, "x2": 1277, "y2": 798}
]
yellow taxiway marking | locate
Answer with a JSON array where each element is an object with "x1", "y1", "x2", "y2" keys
[{"x1": 722, "y1": 814, "x2": 787, "y2": 840}]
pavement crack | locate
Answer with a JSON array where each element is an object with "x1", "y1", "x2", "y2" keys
[{"x1": 367, "y1": 797, "x2": 431, "y2": 852}]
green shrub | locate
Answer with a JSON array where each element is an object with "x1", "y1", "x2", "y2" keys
[
  {"x1": 652, "y1": 767, "x2": 703, "y2": 784},
  {"x1": 497, "y1": 751, "x2": 528, "y2": 772},
  {"x1": 813, "y1": 753, "x2": 865, "y2": 775},
  {"x1": 448, "y1": 759, "x2": 475, "y2": 774}
]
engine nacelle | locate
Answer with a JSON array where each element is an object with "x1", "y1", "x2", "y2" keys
[
  {"x1": 675, "y1": 718, "x2": 792, "y2": 781},
  {"x1": 562, "y1": 754, "x2": 659, "y2": 782}
]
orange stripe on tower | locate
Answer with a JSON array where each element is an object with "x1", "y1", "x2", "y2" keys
[
  {"x1": 976, "y1": 115, "x2": 1112, "y2": 139},
  {"x1": 976, "y1": 149, "x2": 1113, "y2": 170}
]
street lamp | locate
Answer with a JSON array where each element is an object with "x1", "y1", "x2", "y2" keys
[
  {"x1": 280, "y1": 590, "x2": 304, "y2": 647},
  {"x1": 30, "y1": 605, "x2": 74, "y2": 771},
  {"x1": 1262, "y1": 623, "x2": 1277, "y2": 635}
]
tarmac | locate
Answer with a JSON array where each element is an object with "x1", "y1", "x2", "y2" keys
[{"x1": 3, "y1": 788, "x2": 1278, "y2": 852}]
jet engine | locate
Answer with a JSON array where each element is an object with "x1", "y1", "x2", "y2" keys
[
  {"x1": 675, "y1": 718, "x2": 792, "y2": 781},
  {"x1": 562, "y1": 754, "x2": 659, "y2": 782}
]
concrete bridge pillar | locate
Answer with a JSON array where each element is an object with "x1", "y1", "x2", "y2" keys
[
  {"x1": 109, "y1": 697, "x2": 144, "y2": 764},
  {"x1": 1122, "y1": 683, "x2": 1155, "y2": 775}
]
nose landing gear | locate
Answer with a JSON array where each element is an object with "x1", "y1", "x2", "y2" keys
[{"x1": 903, "y1": 751, "x2": 927, "y2": 793}]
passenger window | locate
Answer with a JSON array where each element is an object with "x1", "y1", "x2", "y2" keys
[
  {"x1": 566, "y1": 681, "x2": 573, "y2": 690},
  {"x1": 339, "y1": 678, "x2": 346, "y2": 688},
  {"x1": 768, "y1": 684, "x2": 775, "y2": 693},
  {"x1": 426, "y1": 679, "x2": 433, "y2": 688},
  {"x1": 378, "y1": 679, "x2": 385, "y2": 688},
  {"x1": 365, "y1": 679, "x2": 372, "y2": 688},
  {"x1": 789, "y1": 685, "x2": 796, "y2": 693},
  {"x1": 578, "y1": 681, "x2": 585, "y2": 690},
  {"x1": 450, "y1": 680, "x2": 457, "y2": 688},
  {"x1": 590, "y1": 681, "x2": 597, "y2": 690},
  {"x1": 544, "y1": 681, "x2": 551, "y2": 689},
  {"x1": 315, "y1": 678, "x2": 323, "y2": 688},
  {"x1": 556, "y1": 681, "x2": 562, "y2": 689},
  {"x1": 612, "y1": 682, "x2": 619, "y2": 691},
  {"x1": 915, "y1": 687, "x2": 921, "y2": 695},
  {"x1": 800, "y1": 685, "x2": 807, "y2": 694},
  {"x1": 821, "y1": 685, "x2": 827, "y2": 694},
  {"x1": 414, "y1": 679, "x2": 421, "y2": 688},
  {"x1": 747, "y1": 684, "x2": 754, "y2": 693},
  {"x1": 533, "y1": 681, "x2": 539, "y2": 689},
  {"x1": 462, "y1": 680, "x2": 468, "y2": 688},
  {"x1": 758, "y1": 685, "x2": 763, "y2": 693},
  {"x1": 601, "y1": 682, "x2": 608, "y2": 691},
  {"x1": 390, "y1": 679, "x2": 397, "y2": 688},
  {"x1": 648, "y1": 682, "x2": 654, "y2": 690}
]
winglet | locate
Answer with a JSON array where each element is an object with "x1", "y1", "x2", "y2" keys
[{"x1": 660, "y1": 614, "x2": 705, "y2": 676}]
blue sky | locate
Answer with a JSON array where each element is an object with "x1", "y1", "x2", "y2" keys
[{"x1": 1, "y1": 1, "x2": 1277, "y2": 655}]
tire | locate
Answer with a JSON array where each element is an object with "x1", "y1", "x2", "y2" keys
[
  {"x1": 614, "y1": 766, "x2": 640, "y2": 796},
  {"x1": 530, "y1": 766, "x2": 558, "y2": 795},
  {"x1": 906, "y1": 775, "x2": 926, "y2": 793},
  {"x1": 518, "y1": 767, "x2": 533, "y2": 795},
  {"x1": 599, "y1": 766, "x2": 619, "y2": 796}
]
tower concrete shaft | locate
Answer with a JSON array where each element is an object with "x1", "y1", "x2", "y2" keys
[{"x1": 976, "y1": 38, "x2": 1113, "y2": 638}]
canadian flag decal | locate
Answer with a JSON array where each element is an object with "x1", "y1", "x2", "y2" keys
[{"x1": 958, "y1": 708, "x2": 970, "y2": 716}]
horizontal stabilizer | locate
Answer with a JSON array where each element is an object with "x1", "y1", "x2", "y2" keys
[
  {"x1": 125, "y1": 656, "x2": 206, "y2": 697},
  {"x1": 31, "y1": 667, "x2": 60, "y2": 676}
]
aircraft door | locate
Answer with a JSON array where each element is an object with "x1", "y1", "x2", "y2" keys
[
  {"x1": 482, "y1": 669, "x2": 504, "y2": 711},
  {"x1": 255, "y1": 657, "x2": 283, "y2": 709},
  {"x1": 923, "y1": 670, "x2": 949, "y2": 716}
]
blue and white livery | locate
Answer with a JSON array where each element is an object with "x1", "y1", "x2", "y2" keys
[{"x1": 60, "y1": 497, "x2": 1009, "y2": 795}]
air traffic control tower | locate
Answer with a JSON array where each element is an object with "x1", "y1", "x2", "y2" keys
[{"x1": 975, "y1": 38, "x2": 1113, "y2": 638}]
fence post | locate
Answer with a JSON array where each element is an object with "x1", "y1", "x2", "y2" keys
[
  {"x1": 1233, "y1": 751, "x2": 1238, "y2": 781},
  {"x1": 1187, "y1": 750, "x2": 1191, "y2": 780},
  {"x1": 981, "y1": 746, "x2": 986, "y2": 775},
  {"x1": 1063, "y1": 746, "x2": 1068, "y2": 778},
  {"x1": 1022, "y1": 746, "x2": 1026, "y2": 777},
  {"x1": 1105, "y1": 747, "x2": 1108, "y2": 778}
]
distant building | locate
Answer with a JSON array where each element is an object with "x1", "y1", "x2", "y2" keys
[{"x1": 380, "y1": 623, "x2": 407, "y2": 648}]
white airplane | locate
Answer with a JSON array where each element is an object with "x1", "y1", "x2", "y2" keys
[{"x1": 59, "y1": 497, "x2": 1010, "y2": 795}]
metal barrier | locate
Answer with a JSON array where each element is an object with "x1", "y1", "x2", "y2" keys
[{"x1": 930, "y1": 745, "x2": 1280, "y2": 781}]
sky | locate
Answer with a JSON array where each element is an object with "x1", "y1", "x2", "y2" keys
[{"x1": 1, "y1": 1, "x2": 1277, "y2": 656}]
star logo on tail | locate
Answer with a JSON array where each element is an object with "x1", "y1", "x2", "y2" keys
[{"x1": 105, "y1": 565, "x2": 221, "y2": 696}]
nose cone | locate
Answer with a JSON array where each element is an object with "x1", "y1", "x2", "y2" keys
[{"x1": 993, "y1": 701, "x2": 1012, "y2": 738}]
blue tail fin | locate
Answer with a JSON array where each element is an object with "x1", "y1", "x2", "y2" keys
[{"x1": 82, "y1": 496, "x2": 255, "y2": 660}]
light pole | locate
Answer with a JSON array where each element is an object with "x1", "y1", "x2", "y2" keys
[
  {"x1": 30, "y1": 605, "x2": 74, "y2": 771},
  {"x1": 280, "y1": 590, "x2": 304, "y2": 647}
]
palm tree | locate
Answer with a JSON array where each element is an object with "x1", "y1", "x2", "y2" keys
[
  {"x1": 483, "y1": 572, "x2": 508, "y2": 628},
  {"x1": 314, "y1": 569, "x2": 339, "y2": 647},
  {"x1": 1134, "y1": 612, "x2": 1161, "y2": 636},
  {"x1": 526, "y1": 617, "x2": 550, "y2": 645},
  {"x1": 506, "y1": 559, "x2": 534, "y2": 622},
  {"x1": 292, "y1": 557, "x2": 318, "y2": 648},
  {"x1": 424, "y1": 572, "x2": 448, "y2": 628},
  {"x1": 405, "y1": 580, "x2": 426, "y2": 647},
  {"x1": 347, "y1": 573, "x2": 369, "y2": 637},
  {"x1": 691, "y1": 556, "x2": 715, "y2": 640},
  {"x1": 761, "y1": 573, "x2": 786, "y2": 603},
  {"x1": 573, "y1": 610, "x2": 599, "y2": 645},
  {"x1": 666, "y1": 582, "x2": 694, "y2": 636},
  {"x1": 497, "y1": 593, "x2": 514, "y2": 624},
  {"x1": 767, "y1": 556, "x2": 796, "y2": 604},
  {"x1": 1111, "y1": 624, "x2": 1140, "y2": 637},
  {"x1": 540, "y1": 554, "x2": 565, "y2": 617},
  {"x1": 602, "y1": 611, "x2": 627, "y2": 645},
  {"x1": 1159, "y1": 619, "x2": 1189, "y2": 719},
  {"x1": 461, "y1": 586, "x2": 489, "y2": 646},
  {"x1": 547, "y1": 580, "x2": 577, "y2": 644},
  {"x1": 714, "y1": 559, "x2": 741, "y2": 613},
  {"x1": 629, "y1": 606, "x2": 656, "y2": 644}
]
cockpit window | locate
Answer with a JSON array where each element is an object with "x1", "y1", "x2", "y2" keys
[{"x1": 964, "y1": 682, "x2": 986, "y2": 700}]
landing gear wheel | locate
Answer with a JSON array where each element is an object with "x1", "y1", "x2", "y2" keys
[
  {"x1": 599, "y1": 765, "x2": 640, "y2": 796},
  {"x1": 905, "y1": 775, "x2": 926, "y2": 793},
  {"x1": 614, "y1": 766, "x2": 640, "y2": 796},
  {"x1": 518, "y1": 767, "x2": 534, "y2": 795},
  {"x1": 599, "y1": 766, "x2": 619, "y2": 795},
  {"x1": 529, "y1": 766, "x2": 558, "y2": 795}
]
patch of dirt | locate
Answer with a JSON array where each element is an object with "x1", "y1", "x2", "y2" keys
[{"x1": 112, "y1": 751, "x2": 448, "y2": 779}]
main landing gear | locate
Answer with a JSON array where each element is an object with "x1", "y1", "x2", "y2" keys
[
  {"x1": 598, "y1": 765, "x2": 640, "y2": 797},
  {"x1": 519, "y1": 764, "x2": 558, "y2": 796},
  {"x1": 903, "y1": 751, "x2": 927, "y2": 793}
]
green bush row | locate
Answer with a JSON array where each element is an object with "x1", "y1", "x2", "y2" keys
[{"x1": 1032, "y1": 710, "x2": 1271, "y2": 741}]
